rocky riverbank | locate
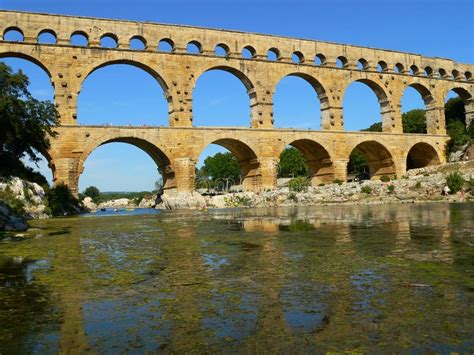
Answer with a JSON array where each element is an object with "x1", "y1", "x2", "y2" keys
[{"x1": 160, "y1": 160, "x2": 474, "y2": 209}]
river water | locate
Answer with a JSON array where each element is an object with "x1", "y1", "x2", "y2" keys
[{"x1": 0, "y1": 203, "x2": 473, "y2": 353}]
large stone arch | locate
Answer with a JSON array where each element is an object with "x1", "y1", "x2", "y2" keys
[
  {"x1": 0, "y1": 51, "x2": 54, "y2": 79},
  {"x1": 406, "y1": 142, "x2": 440, "y2": 170},
  {"x1": 195, "y1": 135, "x2": 260, "y2": 191},
  {"x1": 79, "y1": 135, "x2": 175, "y2": 190},
  {"x1": 348, "y1": 140, "x2": 396, "y2": 179},
  {"x1": 343, "y1": 78, "x2": 392, "y2": 131},
  {"x1": 79, "y1": 59, "x2": 173, "y2": 124},
  {"x1": 273, "y1": 72, "x2": 330, "y2": 128},
  {"x1": 279, "y1": 139, "x2": 334, "y2": 185},
  {"x1": 192, "y1": 64, "x2": 257, "y2": 127},
  {"x1": 444, "y1": 86, "x2": 473, "y2": 128},
  {"x1": 402, "y1": 82, "x2": 436, "y2": 133}
]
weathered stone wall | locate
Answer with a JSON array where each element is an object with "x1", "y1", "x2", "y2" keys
[{"x1": 0, "y1": 10, "x2": 472, "y2": 195}]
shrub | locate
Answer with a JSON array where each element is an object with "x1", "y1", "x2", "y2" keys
[
  {"x1": 289, "y1": 177, "x2": 309, "y2": 192},
  {"x1": 380, "y1": 175, "x2": 390, "y2": 182},
  {"x1": 288, "y1": 192, "x2": 298, "y2": 202},
  {"x1": 318, "y1": 183, "x2": 325, "y2": 187},
  {"x1": 45, "y1": 183, "x2": 81, "y2": 216},
  {"x1": 415, "y1": 181, "x2": 422, "y2": 189},
  {"x1": 0, "y1": 188, "x2": 25, "y2": 216},
  {"x1": 224, "y1": 195, "x2": 252, "y2": 207},
  {"x1": 333, "y1": 179, "x2": 343, "y2": 185},
  {"x1": 446, "y1": 171, "x2": 465, "y2": 194},
  {"x1": 361, "y1": 186, "x2": 372, "y2": 194},
  {"x1": 387, "y1": 185, "x2": 395, "y2": 193}
]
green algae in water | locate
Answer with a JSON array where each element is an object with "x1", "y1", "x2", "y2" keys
[{"x1": 0, "y1": 203, "x2": 473, "y2": 353}]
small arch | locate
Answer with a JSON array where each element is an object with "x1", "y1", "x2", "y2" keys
[
  {"x1": 3, "y1": 27, "x2": 24, "y2": 42},
  {"x1": 357, "y1": 58, "x2": 369, "y2": 70},
  {"x1": 158, "y1": 38, "x2": 175, "y2": 52},
  {"x1": 424, "y1": 66, "x2": 433, "y2": 77},
  {"x1": 242, "y1": 45, "x2": 256, "y2": 59},
  {"x1": 215, "y1": 43, "x2": 230, "y2": 57},
  {"x1": 348, "y1": 141, "x2": 396, "y2": 180},
  {"x1": 267, "y1": 47, "x2": 280, "y2": 61},
  {"x1": 37, "y1": 29, "x2": 57, "y2": 44},
  {"x1": 377, "y1": 61, "x2": 388, "y2": 72},
  {"x1": 197, "y1": 138, "x2": 260, "y2": 191},
  {"x1": 100, "y1": 33, "x2": 118, "y2": 48},
  {"x1": 410, "y1": 65, "x2": 419, "y2": 76},
  {"x1": 291, "y1": 51, "x2": 304, "y2": 64},
  {"x1": 187, "y1": 40, "x2": 202, "y2": 54},
  {"x1": 280, "y1": 140, "x2": 334, "y2": 185},
  {"x1": 452, "y1": 69, "x2": 460, "y2": 80},
  {"x1": 70, "y1": 31, "x2": 88, "y2": 46},
  {"x1": 406, "y1": 142, "x2": 440, "y2": 170},
  {"x1": 130, "y1": 35, "x2": 147, "y2": 50},
  {"x1": 438, "y1": 68, "x2": 447, "y2": 78},
  {"x1": 336, "y1": 56, "x2": 348, "y2": 68},
  {"x1": 394, "y1": 63, "x2": 404, "y2": 73},
  {"x1": 465, "y1": 71, "x2": 472, "y2": 81},
  {"x1": 314, "y1": 53, "x2": 326, "y2": 65}
]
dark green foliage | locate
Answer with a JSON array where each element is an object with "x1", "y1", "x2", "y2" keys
[
  {"x1": 201, "y1": 152, "x2": 241, "y2": 185},
  {"x1": 288, "y1": 177, "x2": 309, "y2": 192},
  {"x1": 0, "y1": 62, "x2": 58, "y2": 166},
  {"x1": 361, "y1": 122, "x2": 382, "y2": 132},
  {"x1": 278, "y1": 147, "x2": 309, "y2": 178},
  {"x1": 387, "y1": 185, "x2": 395, "y2": 193},
  {"x1": 45, "y1": 183, "x2": 81, "y2": 216},
  {"x1": 380, "y1": 175, "x2": 391, "y2": 182},
  {"x1": 0, "y1": 188, "x2": 25, "y2": 216},
  {"x1": 83, "y1": 186, "x2": 100, "y2": 200},
  {"x1": 347, "y1": 150, "x2": 369, "y2": 176},
  {"x1": 402, "y1": 109, "x2": 427, "y2": 133},
  {"x1": 446, "y1": 171, "x2": 465, "y2": 194},
  {"x1": 415, "y1": 181, "x2": 422, "y2": 189},
  {"x1": 92, "y1": 191, "x2": 152, "y2": 205},
  {"x1": 361, "y1": 186, "x2": 372, "y2": 194}
]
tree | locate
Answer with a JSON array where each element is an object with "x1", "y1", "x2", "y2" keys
[
  {"x1": 83, "y1": 186, "x2": 100, "y2": 200},
  {"x1": 402, "y1": 109, "x2": 427, "y2": 133},
  {"x1": 201, "y1": 152, "x2": 241, "y2": 185},
  {"x1": 0, "y1": 62, "x2": 58, "y2": 170},
  {"x1": 361, "y1": 122, "x2": 382, "y2": 132},
  {"x1": 347, "y1": 150, "x2": 369, "y2": 176},
  {"x1": 278, "y1": 147, "x2": 308, "y2": 178}
]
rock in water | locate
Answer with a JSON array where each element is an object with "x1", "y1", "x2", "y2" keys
[
  {"x1": 82, "y1": 197, "x2": 97, "y2": 212},
  {"x1": 161, "y1": 191, "x2": 206, "y2": 209},
  {"x1": 0, "y1": 202, "x2": 29, "y2": 231}
]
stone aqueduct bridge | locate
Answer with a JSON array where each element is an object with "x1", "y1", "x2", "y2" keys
[{"x1": 1, "y1": 10, "x2": 473, "y2": 195}]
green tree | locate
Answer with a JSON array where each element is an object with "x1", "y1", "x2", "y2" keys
[
  {"x1": 402, "y1": 109, "x2": 427, "y2": 133},
  {"x1": 201, "y1": 152, "x2": 241, "y2": 185},
  {"x1": 347, "y1": 149, "x2": 369, "y2": 176},
  {"x1": 83, "y1": 186, "x2": 100, "y2": 200},
  {"x1": 278, "y1": 147, "x2": 308, "y2": 178},
  {"x1": 361, "y1": 122, "x2": 382, "y2": 132},
  {"x1": 0, "y1": 62, "x2": 58, "y2": 174}
]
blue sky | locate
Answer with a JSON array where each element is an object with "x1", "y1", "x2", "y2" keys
[{"x1": 1, "y1": 0, "x2": 473, "y2": 191}]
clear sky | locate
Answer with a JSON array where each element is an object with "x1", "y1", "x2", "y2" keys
[{"x1": 1, "y1": 0, "x2": 473, "y2": 191}]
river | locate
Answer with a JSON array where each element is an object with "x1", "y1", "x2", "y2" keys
[{"x1": 0, "y1": 203, "x2": 473, "y2": 353}]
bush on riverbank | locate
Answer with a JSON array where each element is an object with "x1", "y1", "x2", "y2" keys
[{"x1": 446, "y1": 171, "x2": 465, "y2": 194}]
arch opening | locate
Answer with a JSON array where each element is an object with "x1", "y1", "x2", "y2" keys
[
  {"x1": 401, "y1": 84, "x2": 432, "y2": 134},
  {"x1": 292, "y1": 51, "x2": 304, "y2": 64},
  {"x1": 377, "y1": 61, "x2": 388, "y2": 72},
  {"x1": 130, "y1": 36, "x2": 146, "y2": 50},
  {"x1": 406, "y1": 143, "x2": 440, "y2": 170},
  {"x1": 78, "y1": 62, "x2": 169, "y2": 126},
  {"x1": 100, "y1": 34, "x2": 118, "y2": 48},
  {"x1": 70, "y1": 31, "x2": 88, "y2": 46},
  {"x1": 196, "y1": 140, "x2": 260, "y2": 192},
  {"x1": 79, "y1": 139, "x2": 171, "y2": 193},
  {"x1": 215, "y1": 43, "x2": 230, "y2": 57},
  {"x1": 187, "y1": 40, "x2": 201, "y2": 54},
  {"x1": 445, "y1": 88, "x2": 472, "y2": 153},
  {"x1": 37, "y1": 30, "x2": 57, "y2": 44},
  {"x1": 278, "y1": 140, "x2": 334, "y2": 185},
  {"x1": 348, "y1": 141, "x2": 396, "y2": 180},
  {"x1": 357, "y1": 58, "x2": 369, "y2": 70},
  {"x1": 267, "y1": 48, "x2": 280, "y2": 61},
  {"x1": 343, "y1": 79, "x2": 389, "y2": 131},
  {"x1": 314, "y1": 54, "x2": 326, "y2": 65},
  {"x1": 394, "y1": 63, "x2": 404, "y2": 74},
  {"x1": 3, "y1": 27, "x2": 24, "y2": 42},
  {"x1": 158, "y1": 38, "x2": 174, "y2": 52},
  {"x1": 242, "y1": 46, "x2": 256, "y2": 59},
  {"x1": 192, "y1": 67, "x2": 253, "y2": 127},
  {"x1": 336, "y1": 56, "x2": 348, "y2": 68},
  {"x1": 273, "y1": 73, "x2": 325, "y2": 130}
]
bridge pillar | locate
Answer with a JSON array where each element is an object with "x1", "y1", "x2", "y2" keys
[
  {"x1": 321, "y1": 106, "x2": 343, "y2": 130},
  {"x1": 168, "y1": 88, "x2": 193, "y2": 127},
  {"x1": 332, "y1": 159, "x2": 349, "y2": 182},
  {"x1": 174, "y1": 157, "x2": 196, "y2": 192},
  {"x1": 258, "y1": 157, "x2": 278, "y2": 190},
  {"x1": 465, "y1": 100, "x2": 474, "y2": 128},
  {"x1": 250, "y1": 89, "x2": 274, "y2": 128},
  {"x1": 53, "y1": 76, "x2": 80, "y2": 125},
  {"x1": 426, "y1": 106, "x2": 446, "y2": 135},
  {"x1": 53, "y1": 157, "x2": 80, "y2": 197}
]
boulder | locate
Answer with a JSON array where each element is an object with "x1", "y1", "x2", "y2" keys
[
  {"x1": 98, "y1": 198, "x2": 133, "y2": 209},
  {"x1": 82, "y1": 197, "x2": 97, "y2": 212},
  {"x1": 161, "y1": 191, "x2": 206, "y2": 209},
  {"x1": 0, "y1": 202, "x2": 29, "y2": 231},
  {"x1": 138, "y1": 194, "x2": 158, "y2": 208}
]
